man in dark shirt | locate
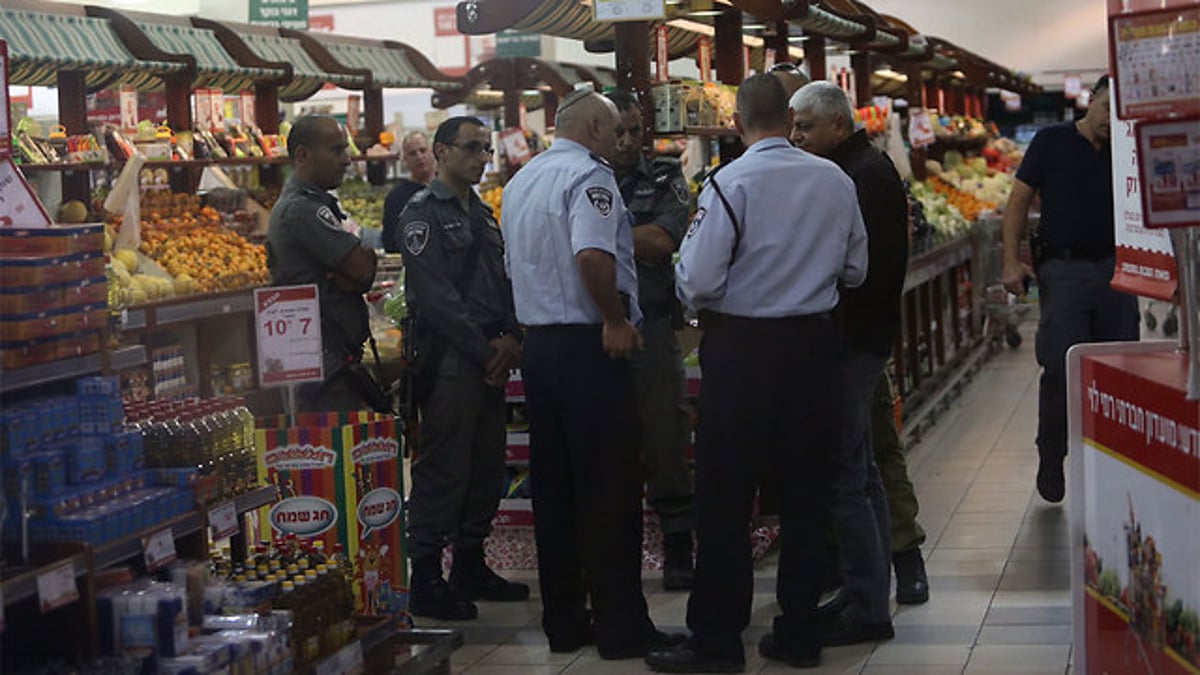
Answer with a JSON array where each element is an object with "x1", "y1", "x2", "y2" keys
[
  {"x1": 1002, "y1": 75, "x2": 1138, "y2": 503},
  {"x1": 266, "y1": 114, "x2": 377, "y2": 411},
  {"x1": 398, "y1": 117, "x2": 527, "y2": 621},
  {"x1": 790, "y1": 81, "x2": 906, "y2": 646},
  {"x1": 383, "y1": 131, "x2": 436, "y2": 253},
  {"x1": 606, "y1": 89, "x2": 696, "y2": 591}
]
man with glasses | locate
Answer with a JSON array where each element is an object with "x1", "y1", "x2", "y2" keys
[
  {"x1": 605, "y1": 89, "x2": 696, "y2": 591},
  {"x1": 399, "y1": 116, "x2": 527, "y2": 621}
]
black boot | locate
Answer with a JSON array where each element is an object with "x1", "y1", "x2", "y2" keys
[
  {"x1": 893, "y1": 547, "x2": 929, "y2": 605},
  {"x1": 662, "y1": 532, "x2": 694, "y2": 591},
  {"x1": 409, "y1": 554, "x2": 478, "y2": 620},
  {"x1": 449, "y1": 546, "x2": 530, "y2": 602}
]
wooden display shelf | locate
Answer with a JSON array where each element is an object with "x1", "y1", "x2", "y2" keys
[{"x1": 655, "y1": 125, "x2": 738, "y2": 138}]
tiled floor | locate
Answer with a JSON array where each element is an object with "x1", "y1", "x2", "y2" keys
[{"x1": 423, "y1": 326, "x2": 1075, "y2": 674}]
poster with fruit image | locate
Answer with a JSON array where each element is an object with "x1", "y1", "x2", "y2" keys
[{"x1": 1077, "y1": 351, "x2": 1200, "y2": 674}]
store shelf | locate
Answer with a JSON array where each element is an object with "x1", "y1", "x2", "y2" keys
[
  {"x1": 0, "y1": 351, "x2": 104, "y2": 394},
  {"x1": 393, "y1": 628, "x2": 465, "y2": 675},
  {"x1": 107, "y1": 344, "x2": 148, "y2": 372},
  {"x1": 122, "y1": 288, "x2": 255, "y2": 329},
  {"x1": 92, "y1": 510, "x2": 205, "y2": 571},
  {"x1": 903, "y1": 236, "x2": 973, "y2": 293},
  {"x1": 0, "y1": 554, "x2": 88, "y2": 607},
  {"x1": 655, "y1": 126, "x2": 738, "y2": 138},
  {"x1": 232, "y1": 485, "x2": 276, "y2": 514},
  {"x1": 15, "y1": 161, "x2": 109, "y2": 173}
]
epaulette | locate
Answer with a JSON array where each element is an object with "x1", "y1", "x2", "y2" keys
[
  {"x1": 588, "y1": 151, "x2": 613, "y2": 170},
  {"x1": 408, "y1": 187, "x2": 432, "y2": 206}
]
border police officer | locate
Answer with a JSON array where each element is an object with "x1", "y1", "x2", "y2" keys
[
  {"x1": 266, "y1": 114, "x2": 377, "y2": 412},
  {"x1": 502, "y1": 88, "x2": 679, "y2": 660},
  {"x1": 646, "y1": 74, "x2": 869, "y2": 673},
  {"x1": 399, "y1": 117, "x2": 527, "y2": 621},
  {"x1": 605, "y1": 89, "x2": 696, "y2": 591}
]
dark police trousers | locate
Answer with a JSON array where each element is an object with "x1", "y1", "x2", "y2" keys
[
  {"x1": 1035, "y1": 256, "x2": 1138, "y2": 464},
  {"x1": 688, "y1": 312, "x2": 838, "y2": 661},
  {"x1": 406, "y1": 350, "x2": 507, "y2": 563},
  {"x1": 521, "y1": 324, "x2": 656, "y2": 653}
]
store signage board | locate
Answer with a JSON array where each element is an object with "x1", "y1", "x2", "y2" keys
[
  {"x1": 209, "y1": 89, "x2": 225, "y2": 133},
  {"x1": 496, "y1": 30, "x2": 541, "y2": 58},
  {"x1": 143, "y1": 528, "x2": 177, "y2": 571},
  {"x1": 240, "y1": 91, "x2": 256, "y2": 128},
  {"x1": 1135, "y1": 116, "x2": 1200, "y2": 229},
  {"x1": 195, "y1": 89, "x2": 213, "y2": 133},
  {"x1": 254, "y1": 285, "x2": 324, "y2": 387},
  {"x1": 594, "y1": 0, "x2": 665, "y2": 22},
  {"x1": 655, "y1": 26, "x2": 669, "y2": 82},
  {"x1": 36, "y1": 562, "x2": 79, "y2": 613},
  {"x1": 0, "y1": 159, "x2": 53, "y2": 228},
  {"x1": 1109, "y1": 5, "x2": 1200, "y2": 121},
  {"x1": 248, "y1": 0, "x2": 308, "y2": 30},
  {"x1": 120, "y1": 86, "x2": 138, "y2": 132},
  {"x1": 908, "y1": 109, "x2": 935, "y2": 148},
  {"x1": 698, "y1": 37, "x2": 712, "y2": 83},
  {"x1": 209, "y1": 501, "x2": 240, "y2": 540}
]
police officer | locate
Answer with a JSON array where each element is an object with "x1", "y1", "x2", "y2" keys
[
  {"x1": 266, "y1": 114, "x2": 378, "y2": 412},
  {"x1": 646, "y1": 74, "x2": 868, "y2": 673},
  {"x1": 398, "y1": 116, "x2": 528, "y2": 621},
  {"x1": 502, "y1": 88, "x2": 678, "y2": 659},
  {"x1": 605, "y1": 89, "x2": 695, "y2": 591}
]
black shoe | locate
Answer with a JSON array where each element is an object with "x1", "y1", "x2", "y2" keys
[
  {"x1": 549, "y1": 627, "x2": 594, "y2": 653},
  {"x1": 758, "y1": 633, "x2": 820, "y2": 668},
  {"x1": 449, "y1": 547, "x2": 530, "y2": 602},
  {"x1": 663, "y1": 532, "x2": 695, "y2": 591},
  {"x1": 893, "y1": 548, "x2": 930, "y2": 605},
  {"x1": 602, "y1": 631, "x2": 687, "y2": 660},
  {"x1": 814, "y1": 591, "x2": 846, "y2": 620},
  {"x1": 819, "y1": 613, "x2": 894, "y2": 647},
  {"x1": 644, "y1": 642, "x2": 744, "y2": 673},
  {"x1": 1037, "y1": 456, "x2": 1065, "y2": 503},
  {"x1": 409, "y1": 569, "x2": 478, "y2": 621}
]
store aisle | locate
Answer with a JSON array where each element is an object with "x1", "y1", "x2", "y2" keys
[{"x1": 430, "y1": 326, "x2": 1075, "y2": 675}]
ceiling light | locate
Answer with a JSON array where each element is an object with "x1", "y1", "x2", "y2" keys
[
  {"x1": 787, "y1": 35, "x2": 809, "y2": 42},
  {"x1": 686, "y1": 10, "x2": 723, "y2": 17}
]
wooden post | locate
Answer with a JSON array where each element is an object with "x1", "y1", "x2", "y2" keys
[
  {"x1": 714, "y1": 9, "x2": 744, "y2": 85},
  {"x1": 806, "y1": 34, "x2": 826, "y2": 81},
  {"x1": 770, "y1": 21, "x2": 789, "y2": 65},
  {"x1": 363, "y1": 87, "x2": 385, "y2": 184},
  {"x1": 903, "y1": 62, "x2": 927, "y2": 180},
  {"x1": 256, "y1": 84, "x2": 282, "y2": 190},
  {"x1": 56, "y1": 70, "x2": 90, "y2": 205},
  {"x1": 614, "y1": 21, "x2": 652, "y2": 149},
  {"x1": 163, "y1": 74, "x2": 193, "y2": 193},
  {"x1": 851, "y1": 51, "x2": 872, "y2": 107},
  {"x1": 503, "y1": 89, "x2": 521, "y2": 130}
]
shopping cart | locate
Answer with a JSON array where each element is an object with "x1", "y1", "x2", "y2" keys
[{"x1": 977, "y1": 214, "x2": 1034, "y2": 349}]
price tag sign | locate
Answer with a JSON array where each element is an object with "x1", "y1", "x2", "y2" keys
[
  {"x1": 239, "y1": 90, "x2": 257, "y2": 128},
  {"x1": 908, "y1": 109, "x2": 935, "y2": 148},
  {"x1": 209, "y1": 88, "x2": 225, "y2": 132},
  {"x1": 254, "y1": 285, "x2": 324, "y2": 387},
  {"x1": 120, "y1": 85, "x2": 139, "y2": 131},
  {"x1": 209, "y1": 501, "x2": 240, "y2": 540},
  {"x1": 36, "y1": 562, "x2": 79, "y2": 613},
  {"x1": 142, "y1": 528, "x2": 178, "y2": 572},
  {"x1": 594, "y1": 0, "x2": 665, "y2": 21}
]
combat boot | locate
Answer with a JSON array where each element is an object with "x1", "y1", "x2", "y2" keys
[
  {"x1": 409, "y1": 554, "x2": 478, "y2": 620},
  {"x1": 662, "y1": 532, "x2": 694, "y2": 591},
  {"x1": 449, "y1": 546, "x2": 529, "y2": 602},
  {"x1": 893, "y1": 547, "x2": 929, "y2": 605}
]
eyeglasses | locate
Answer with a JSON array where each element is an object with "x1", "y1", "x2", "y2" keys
[{"x1": 448, "y1": 140, "x2": 494, "y2": 156}]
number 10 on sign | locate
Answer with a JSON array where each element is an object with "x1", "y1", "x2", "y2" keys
[{"x1": 254, "y1": 285, "x2": 324, "y2": 388}]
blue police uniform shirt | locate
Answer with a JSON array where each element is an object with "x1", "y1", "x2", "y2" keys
[
  {"x1": 676, "y1": 136, "x2": 868, "y2": 317},
  {"x1": 502, "y1": 138, "x2": 642, "y2": 326}
]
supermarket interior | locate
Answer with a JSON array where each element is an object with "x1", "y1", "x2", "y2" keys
[{"x1": 1, "y1": 0, "x2": 1198, "y2": 674}]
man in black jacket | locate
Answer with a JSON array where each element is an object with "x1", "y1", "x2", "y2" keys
[{"x1": 789, "y1": 81, "x2": 910, "y2": 645}]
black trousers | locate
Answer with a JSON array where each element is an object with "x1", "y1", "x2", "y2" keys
[
  {"x1": 521, "y1": 325, "x2": 656, "y2": 653},
  {"x1": 687, "y1": 313, "x2": 838, "y2": 660}
]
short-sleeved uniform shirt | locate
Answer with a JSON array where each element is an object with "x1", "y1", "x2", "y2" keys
[
  {"x1": 397, "y1": 178, "x2": 520, "y2": 369},
  {"x1": 502, "y1": 139, "x2": 642, "y2": 327},
  {"x1": 676, "y1": 137, "x2": 868, "y2": 317},
  {"x1": 266, "y1": 177, "x2": 369, "y2": 358},
  {"x1": 617, "y1": 156, "x2": 690, "y2": 320},
  {"x1": 1015, "y1": 121, "x2": 1114, "y2": 257}
]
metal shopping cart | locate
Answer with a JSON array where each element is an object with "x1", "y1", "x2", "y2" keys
[{"x1": 977, "y1": 214, "x2": 1034, "y2": 349}]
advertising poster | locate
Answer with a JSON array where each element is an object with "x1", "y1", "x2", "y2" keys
[
  {"x1": 1077, "y1": 351, "x2": 1200, "y2": 675},
  {"x1": 1136, "y1": 117, "x2": 1200, "y2": 228}
]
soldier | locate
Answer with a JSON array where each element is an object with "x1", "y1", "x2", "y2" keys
[
  {"x1": 605, "y1": 89, "x2": 696, "y2": 591},
  {"x1": 266, "y1": 114, "x2": 377, "y2": 412},
  {"x1": 398, "y1": 116, "x2": 527, "y2": 621}
]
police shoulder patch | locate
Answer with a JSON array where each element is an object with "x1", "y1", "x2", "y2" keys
[
  {"x1": 686, "y1": 207, "x2": 707, "y2": 238},
  {"x1": 403, "y1": 221, "x2": 431, "y2": 256},
  {"x1": 585, "y1": 186, "x2": 614, "y2": 217},
  {"x1": 316, "y1": 205, "x2": 341, "y2": 230},
  {"x1": 670, "y1": 176, "x2": 690, "y2": 205}
]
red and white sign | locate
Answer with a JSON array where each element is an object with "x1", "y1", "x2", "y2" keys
[
  {"x1": 698, "y1": 37, "x2": 712, "y2": 83},
  {"x1": 195, "y1": 89, "x2": 214, "y2": 133},
  {"x1": 142, "y1": 527, "x2": 177, "y2": 572},
  {"x1": 208, "y1": 501, "x2": 240, "y2": 540},
  {"x1": 36, "y1": 562, "x2": 79, "y2": 613},
  {"x1": 499, "y1": 127, "x2": 531, "y2": 167},
  {"x1": 1109, "y1": 5, "x2": 1200, "y2": 121},
  {"x1": 254, "y1": 285, "x2": 324, "y2": 387},
  {"x1": 120, "y1": 86, "x2": 138, "y2": 131},
  {"x1": 655, "y1": 26, "x2": 669, "y2": 82},
  {"x1": 1111, "y1": 110, "x2": 1178, "y2": 299},
  {"x1": 209, "y1": 88, "x2": 225, "y2": 132},
  {"x1": 1135, "y1": 116, "x2": 1200, "y2": 229},
  {"x1": 433, "y1": 6, "x2": 459, "y2": 36},
  {"x1": 308, "y1": 14, "x2": 334, "y2": 32},
  {"x1": 0, "y1": 160, "x2": 53, "y2": 228},
  {"x1": 908, "y1": 109, "x2": 935, "y2": 148},
  {"x1": 239, "y1": 90, "x2": 256, "y2": 128}
]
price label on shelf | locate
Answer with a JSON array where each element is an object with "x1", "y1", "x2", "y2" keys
[
  {"x1": 208, "y1": 501, "x2": 240, "y2": 540},
  {"x1": 254, "y1": 285, "x2": 324, "y2": 387},
  {"x1": 36, "y1": 562, "x2": 79, "y2": 613},
  {"x1": 142, "y1": 528, "x2": 177, "y2": 572}
]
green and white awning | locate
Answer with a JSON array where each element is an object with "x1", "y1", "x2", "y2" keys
[
  {"x1": 137, "y1": 22, "x2": 286, "y2": 92},
  {"x1": 0, "y1": 9, "x2": 186, "y2": 90},
  {"x1": 237, "y1": 30, "x2": 365, "y2": 100},
  {"x1": 320, "y1": 40, "x2": 461, "y2": 90}
]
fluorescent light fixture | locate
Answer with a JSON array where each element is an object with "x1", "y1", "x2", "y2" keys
[
  {"x1": 666, "y1": 18, "x2": 763, "y2": 46},
  {"x1": 743, "y1": 23, "x2": 766, "y2": 30},
  {"x1": 787, "y1": 35, "x2": 809, "y2": 42},
  {"x1": 686, "y1": 9, "x2": 723, "y2": 16}
]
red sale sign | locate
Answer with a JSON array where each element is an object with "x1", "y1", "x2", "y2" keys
[{"x1": 254, "y1": 285, "x2": 324, "y2": 386}]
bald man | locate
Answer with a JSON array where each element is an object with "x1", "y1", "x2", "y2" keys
[{"x1": 502, "y1": 89, "x2": 679, "y2": 659}]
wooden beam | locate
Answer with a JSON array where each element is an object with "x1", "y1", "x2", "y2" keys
[
  {"x1": 57, "y1": 70, "x2": 90, "y2": 205},
  {"x1": 806, "y1": 34, "x2": 826, "y2": 81},
  {"x1": 851, "y1": 51, "x2": 872, "y2": 107},
  {"x1": 614, "y1": 21, "x2": 652, "y2": 150},
  {"x1": 769, "y1": 21, "x2": 789, "y2": 65},
  {"x1": 714, "y1": 9, "x2": 744, "y2": 85}
]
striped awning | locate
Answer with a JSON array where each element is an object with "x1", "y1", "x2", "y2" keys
[
  {"x1": 318, "y1": 39, "x2": 461, "y2": 90},
  {"x1": 0, "y1": 8, "x2": 186, "y2": 90},
  {"x1": 136, "y1": 22, "x2": 286, "y2": 92},
  {"x1": 796, "y1": 7, "x2": 871, "y2": 40},
  {"x1": 237, "y1": 30, "x2": 365, "y2": 100}
]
